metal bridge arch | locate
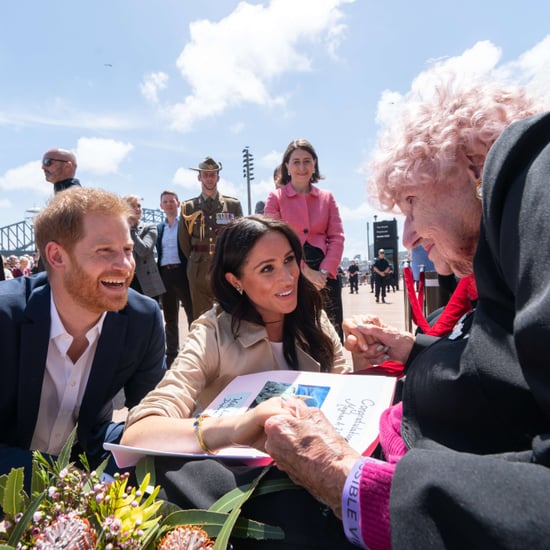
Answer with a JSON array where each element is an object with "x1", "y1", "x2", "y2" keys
[{"x1": 0, "y1": 208, "x2": 164, "y2": 258}]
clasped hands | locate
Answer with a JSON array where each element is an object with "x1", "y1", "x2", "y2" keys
[
  {"x1": 343, "y1": 315, "x2": 415, "y2": 369},
  {"x1": 233, "y1": 395, "x2": 359, "y2": 517},
  {"x1": 231, "y1": 317, "x2": 415, "y2": 516}
]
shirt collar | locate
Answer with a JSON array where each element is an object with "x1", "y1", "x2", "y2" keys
[
  {"x1": 201, "y1": 192, "x2": 219, "y2": 202},
  {"x1": 49, "y1": 291, "x2": 107, "y2": 342}
]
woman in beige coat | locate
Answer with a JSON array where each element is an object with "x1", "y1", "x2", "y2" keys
[{"x1": 121, "y1": 215, "x2": 351, "y2": 455}]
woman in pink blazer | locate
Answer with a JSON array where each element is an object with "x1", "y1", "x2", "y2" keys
[{"x1": 264, "y1": 138, "x2": 345, "y2": 341}]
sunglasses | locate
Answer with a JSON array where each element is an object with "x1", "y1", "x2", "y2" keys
[{"x1": 42, "y1": 158, "x2": 69, "y2": 167}]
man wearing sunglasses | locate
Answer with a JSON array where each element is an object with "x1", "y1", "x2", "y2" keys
[{"x1": 42, "y1": 148, "x2": 81, "y2": 194}]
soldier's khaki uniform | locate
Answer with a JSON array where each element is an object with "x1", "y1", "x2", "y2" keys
[{"x1": 179, "y1": 193, "x2": 242, "y2": 321}]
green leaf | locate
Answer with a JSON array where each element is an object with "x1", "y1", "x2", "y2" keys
[
  {"x1": 0, "y1": 545, "x2": 17, "y2": 549},
  {"x1": 7, "y1": 493, "x2": 44, "y2": 546},
  {"x1": 250, "y1": 477, "x2": 299, "y2": 498},
  {"x1": 96, "y1": 455, "x2": 109, "y2": 478},
  {"x1": 30, "y1": 452, "x2": 50, "y2": 496},
  {"x1": 158, "y1": 509, "x2": 283, "y2": 541},
  {"x1": 56, "y1": 425, "x2": 77, "y2": 470},
  {"x1": 158, "y1": 499, "x2": 182, "y2": 518},
  {"x1": 160, "y1": 509, "x2": 230, "y2": 530},
  {"x1": 209, "y1": 484, "x2": 251, "y2": 514},
  {"x1": 136, "y1": 455, "x2": 157, "y2": 491},
  {"x1": 228, "y1": 516, "x2": 285, "y2": 541},
  {"x1": 139, "y1": 523, "x2": 161, "y2": 550},
  {"x1": 0, "y1": 474, "x2": 7, "y2": 504},
  {"x1": 1, "y1": 468, "x2": 25, "y2": 515},
  {"x1": 211, "y1": 478, "x2": 299, "y2": 513},
  {"x1": 213, "y1": 464, "x2": 272, "y2": 549}
]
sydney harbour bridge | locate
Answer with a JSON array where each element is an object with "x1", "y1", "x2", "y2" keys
[{"x1": 0, "y1": 207, "x2": 164, "y2": 258}]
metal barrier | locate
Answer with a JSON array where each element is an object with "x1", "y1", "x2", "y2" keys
[
  {"x1": 402, "y1": 269, "x2": 446, "y2": 332},
  {"x1": 424, "y1": 271, "x2": 441, "y2": 317},
  {"x1": 403, "y1": 275, "x2": 413, "y2": 332}
]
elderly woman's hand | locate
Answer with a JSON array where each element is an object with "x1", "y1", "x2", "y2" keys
[
  {"x1": 264, "y1": 399, "x2": 360, "y2": 518},
  {"x1": 344, "y1": 315, "x2": 415, "y2": 369}
]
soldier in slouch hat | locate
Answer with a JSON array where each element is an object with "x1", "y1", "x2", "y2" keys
[{"x1": 179, "y1": 156, "x2": 243, "y2": 321}]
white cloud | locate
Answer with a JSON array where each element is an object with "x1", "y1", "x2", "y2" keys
[
  {"x1": 172, "y1": 167, "x2": 243, "y2": 200},
  {"x1": 501, "y1": 34, "x2": 550, "y2": 103},
  {"x1": 230, "y1": 122, "x2": 245, "y2": 134},
  {"x1": 0, "y1": 106, "x2": 133, "y2": 131},
  {"x1": 376, "y1": 41, "x2": 504, "y2": 128},
  {"x1": 140, "y1": 72, "x2": 169, "y2": 104},
  {"x1": 339, "y1": 201, "x2": 380, "y2": 222},
  {"x1": 261, "y1": 149, "x2": 283, "y2": 169},
  {"x1": 173, "y1": 167, "x2": 199, "y2": 191},
  {"x1": 166, "y1": 0, "x2": 353, "y2": 131},
  {"x1": 253, "y1": 176, "x2": 276, "y2": 199},
  {"x1": 76, "y1": 137, "x2": 134, "y2": 175},
  {"x1": 375, "y1": 37, "x2": 550, "y2": 129},
  {"x1": 0, "y1": 162, "x2": 49, "y2": 194},
  {"x1": 218, "y1": 178, "x2": 242, "y2": 199}
]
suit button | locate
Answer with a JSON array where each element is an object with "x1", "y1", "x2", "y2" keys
[{"x1": 303, "y1": 229, "x2": 308, "y2": 234}]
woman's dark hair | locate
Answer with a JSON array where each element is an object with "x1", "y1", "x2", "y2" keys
[
  {"x1": 211, "y1": 215, "x2": 335, "y2": 371},
  {"x1": 280, "y1": 138, "x2": 323, "y2": 185}
]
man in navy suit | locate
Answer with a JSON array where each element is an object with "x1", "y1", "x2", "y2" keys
[
  {"x1": 157, "y1": 190, "x2": 193, "y2": 367},
  {"x1": 0, "y1": 187, "x2": 165, "y2": 486}
]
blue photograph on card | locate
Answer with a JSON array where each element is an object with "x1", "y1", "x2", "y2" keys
[
  {"x1": 249, "y1": 380, "x2": 331, "y2": 409},
  {"x1": 292, "y1": 384, "x2": 330, "y2": 407},
  {"x1": 249, "y1": 380, "x2": 292, "y2": 408}
]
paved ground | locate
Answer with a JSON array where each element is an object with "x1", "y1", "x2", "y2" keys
[
  {"x1": 341, "y1": 281, "x2": 408, "y2": 331},
  {"x1": 114, "y1": 282, "x2": 408, "y2": 419}
]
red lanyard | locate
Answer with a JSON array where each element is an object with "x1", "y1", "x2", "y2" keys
[{"x1": 403, "y1": 267, "x2": 477, "y2": 337}]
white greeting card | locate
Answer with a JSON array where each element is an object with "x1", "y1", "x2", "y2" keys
[{"x1": 106, "y1": 370, "x2": 396, "y2": 468}]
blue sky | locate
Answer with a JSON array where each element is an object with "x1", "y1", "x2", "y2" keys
[{"x1": 1, "y1": 0, "x2": 549, "y2": 259}]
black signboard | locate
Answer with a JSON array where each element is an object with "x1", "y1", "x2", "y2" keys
[{"x1": 373, "y1": 218, "x2": 400, "y2": 290}]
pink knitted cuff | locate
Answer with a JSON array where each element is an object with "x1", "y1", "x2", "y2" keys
[
  {"x1": 360, "y1": 458, "x2": 395, "y2": 550},
  {"x1": 379, "y1": 402, "x2": 407, "y2": 464}
]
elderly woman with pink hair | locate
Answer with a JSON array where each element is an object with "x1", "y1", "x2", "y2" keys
[{"x1": 260, "y1": 81, "x2": 550, "y2": 549}]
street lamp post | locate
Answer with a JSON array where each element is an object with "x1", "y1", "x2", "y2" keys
[{"x1": 242, "y1": 146, "x2": 255, "y2": 215}]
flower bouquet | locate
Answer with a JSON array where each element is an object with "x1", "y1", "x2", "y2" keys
[{"x1": 0, "y1": 429, "x2": 291, "y2": 549}]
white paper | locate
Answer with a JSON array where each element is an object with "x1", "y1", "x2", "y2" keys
[{"x1": 105, "y1": 370, "x2": 396, "y2": 468}]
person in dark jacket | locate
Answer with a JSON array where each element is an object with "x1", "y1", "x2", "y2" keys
[
  {"x1": 259, "y1": 81, "x2": 550, "y2": 549},
  {"x1": 41, "y1": 148, "x2": 81, "y2": 194},
  {"x1": 0, "y1": 187, "x2": 165, "y2": 490}
]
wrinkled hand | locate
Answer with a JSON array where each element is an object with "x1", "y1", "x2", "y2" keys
[
  {"x1": 344, "y1": 315, "x2": 415, "y2": 369},
  {"x1": 264, "y1": 399, "x2": 360, "y2": 517},
  {"x1": 302, "y1": 265, "x2": 327, "y2": 291}
]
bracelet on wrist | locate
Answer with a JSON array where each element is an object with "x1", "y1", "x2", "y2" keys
[{"x1": 193, "y1": 414, "x2": 216, "y2": 455}]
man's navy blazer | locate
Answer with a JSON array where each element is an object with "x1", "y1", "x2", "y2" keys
[{"x1": 0, "y1": 272, "x2": 166, "y2": 462}]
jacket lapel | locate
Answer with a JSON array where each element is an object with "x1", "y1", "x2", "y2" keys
[
  {"x1": 18, "y1": 284, "x2": 52, "y2": 447},
  {"x1": 78, "y1": 311, "x2": 128, "y2": 436}
]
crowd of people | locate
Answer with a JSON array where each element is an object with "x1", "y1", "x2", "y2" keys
[
  {"x1": 2, "y1": 72, "x2": 550, "y2": 549},
  {"x1": 1, "y1": 253, "x2": 39, "y2": 280}
]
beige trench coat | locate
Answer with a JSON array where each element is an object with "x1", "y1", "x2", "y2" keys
[{"x1": 126, "y1": 304, "x2": 351, "y2": 425}]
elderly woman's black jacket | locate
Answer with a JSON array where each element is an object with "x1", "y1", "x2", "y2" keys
[{"x1": 391, "y1": 112, "x2": 550, "y2": 549}]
